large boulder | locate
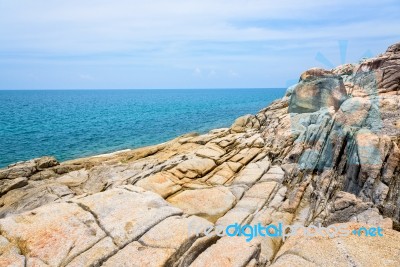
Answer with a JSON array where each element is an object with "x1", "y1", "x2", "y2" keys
[{"x1": 288, "y1": 68, "x2": 348, "y2": 113}]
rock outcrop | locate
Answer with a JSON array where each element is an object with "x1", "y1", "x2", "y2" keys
[{"x1": 0, "y1": 42, "x2": 399, "y2": 266}]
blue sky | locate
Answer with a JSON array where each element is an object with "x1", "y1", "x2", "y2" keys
[{"x1": 0, "y1": 0, "x2": 399, "y2": 89}]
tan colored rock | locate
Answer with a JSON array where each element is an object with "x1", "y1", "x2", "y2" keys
[
  {"x1": 74, "y1": 187, "x2": 182, "y2": 247},
  {"x1": 0, "y1": 160, "x2": 36, "y2": 179},
  {"x1": 136, "y1": 172, "x2": 182, "y2": 198},
  {"x1": 355, "y1": 129, "x2": 384, "y2": 178},
  {"x1": 281, "y1": 181, "x2": 308, "y2": 213},
  {"x1": 0, "y1": 177, "x2": 28, "y2": 196},
  {"x1": 271, "y1": 254, "x2": 318, "y2": 267},
  {"x1": 29, "y1": 169, "x2": 57, "y2": 181},
  {"x1": 240, "y1": 133, "x2": 265, "y2": 148},
  {"x1": 191, "y1": 236, "x2": 260, "y2": 267},
  {"x1": 260, "y1": 165, "x2": 285, "y2": 183},
  {"x1": 232, "y1": 158, "x2": 270, "y2": 186},
  {"x1": 35, "y1": 156, "x2": 58, "y2": 170},
  {"x1": 231, "y1": 114, "x2": 253, "y2": 133},
  {"x1": 189, "y1": 133, "x2": 219, "y2": 145},
  {"x1": 195, "y1": 143, "x2": 226, "y2": 160},
  {"x1": 244, "y1": 181, "x2": 277, "y2": 200},
  {"x1": 102, "y1": 241, "x2": 175, "y2": 267},
  {"x1": 271, "y1": 223, "x2": 400, "y2": 267},
  {"x1": 168, "y1": 186, "x2": 236, "y2": 222},
  {"x1": 175, "y1": 234, "x2": 219, "y2": 267},
  {"x1": 66, "y1": 237, "x2": 117, "y2": 267},
  {"x1": 82, "y1": 165, "x2": 137, "y2": 194},
  {"x1": 139, "y1": 215, "x2": 213, "y2": 264},
  {"x1": 211, "y1": 133, "x2": 242, "y2": 148},
  {"x1": 336, "y1": 97, "x2": 372, "y2": 128},
  {"x1": 269, "y1": 187, "x2": 288, "y2": 210},
  {"x1": 0, "y1": 183, "x2": 74, "y2": 218},
  {"x1": 0, "y1": 203, "x2": 105, "y2": 266},
  {"x1": 203, "y1": 162, "x2": 242, "y2": 185},
  {"x1": 229, "y1": 148, "x2": 261, "y2": 165},
  {"x1": 0, "y1": 235, "x2": 25, "y2": 267},
  {"x1": 300, "y1": 68, "x2": 336, "y2": 80},
  {"x1": 172, "y1": 156, "x2": 216, "y2": 179},
  {"x1": 216, "y1": 197, "x2": 266, "y2": 226},
  {"x1": 56, "y1": 169, "x2": 89, "y2": 187}
]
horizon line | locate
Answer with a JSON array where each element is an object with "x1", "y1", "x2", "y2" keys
[{"x1": 0, "y1": 87, "x2": 288, "y2": 91}]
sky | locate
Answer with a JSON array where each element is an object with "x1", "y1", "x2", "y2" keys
[{"x1": 0, "y1": 0, "x2": 399, "y2": 89}]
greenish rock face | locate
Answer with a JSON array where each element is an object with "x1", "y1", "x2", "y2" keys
[{"x1": 288, "y1": 68, "x2": 348, "y2": 114}]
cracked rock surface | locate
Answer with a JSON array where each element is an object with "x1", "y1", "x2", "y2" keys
[{"x1": 1, "y1": 43, "x2": 400, "y2": 266}]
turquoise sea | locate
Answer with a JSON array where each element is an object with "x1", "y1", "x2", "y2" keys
[{"x1": 0, "y1": 89, "x2": 286, "y2": 168}]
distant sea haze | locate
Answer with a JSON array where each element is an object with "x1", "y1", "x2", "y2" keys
[{"x1": 0, "y1": 89, "x2": 286, "y2": 168}]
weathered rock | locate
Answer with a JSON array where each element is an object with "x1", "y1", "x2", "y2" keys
[
  {"x1": 0, "y1": 160, "x2": 36, "y2": 179},
  {"x1": 229, "y1": 147, "x2": 261, "y2": 165},
  {"x1": 202, "y1": 161, "x2": 242, "y2": 185},
  {"x1": 102, "y1": 241, "x2": 176, "y2": 267},
  {"x1": 66, "y1": 237, "x2": 117, "y2": 267},
  {"x1": 271, "y1": 223, "x2": 400, "y2": 267},
  {"x1": 171, "y1": 156, "x2": 216, "y2": 179},
  {"x1": 0, "y1": 183, "x2": 74, "y2": 218},
  {"x1": 136, "y1": 172, "x2": 182, "y2": 198},
  {"x1": 74, "y1": 187, "x2": 183, "y2": 247},
  {"x1": 231, "y1": 115, "x2": 253, "y2": 133},
  {"x1": 0, "y1": 177, "x2": 28, "y2": 196},
  {"x1": 289, "y1": 68, "x2": 348, "y2": 113},
  {"x1": 232, "y1": 158, "x2": 270, "y2": 186},
  {"x1": 0, "y1": 203, "x2": 105, "y2": 266},
  {"x1": 35, "y1": 156, "x2": 58, "y2": 170},
  {"x1": 190, "y1": 236, "x2": 260, "y2": 267},
  {"x1": 260, "y1": 165, "x2": 285, "y2": 183},
  {"x1": 30, "y1": 169, "x2": 57, "y2": 181},
  {"x1": 168, "y1": 186, "x2": 236, "y2": 222},
  {"x1": 195, "y1": 143, "x2": 226, "y2": 160},
  {"x1": 0, "y1": 235, "x2": 25, "y2": 266},
  {"x1": 56, "y1": 169, "x2": 89, "y2": 187}
]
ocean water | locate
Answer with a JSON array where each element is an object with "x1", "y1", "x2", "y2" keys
[{"x1": 0, "y1": 89, "x2": 286, "y2": 168}]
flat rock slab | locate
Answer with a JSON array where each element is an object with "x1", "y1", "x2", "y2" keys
[
  {"x1": 216, "y1": 196, "x2": 267, "y2": 226},
  {"x1": 203, "y1": 162, "x2": 242, "y2": 185},
  {"x1": 140, "y1": 215, "x2": 212, "y2": 250},
  {"x1": 195, "y1": 144, "x2": 226, "y2": 160},
  {"x1": 229, "y1": 148, "x2": 261, "y2": 165},
  {"x1": 56, "y1": 169, "x2": 89, "y2": 187},
  {"x1": 233, "y1": 159, "x2": 270, "y2": 186},
  {"x1": 0, "y1": 202, "x2": 105, "y2": 267},
  {"x1": 168, "y1": 187, "x2": 236, "y2": 223},
  {"x1": 190, "y1": 236, "x2": 260, "y2": 267},
  {"x1": 0, "y1": 183, "x2": 72, "y2": 218},
  {"x1": 271, "y1": 223, "x2": 400, "y2": 267},
  {"x1": 102, "y1": 241, "x2": 176, "y2": 267},
  {"x1": 173, "y1": 156, "x2": 216, "y2": 179},
  {"x1": 136, "y1": 172, "x2": 182, "y2": 198},
  {"x1": 260, "y1": 166, "x2": 285, "y2": 183},
  {"x1": 74, "y1": 187, "x2": 183, "y2": 247},
  {"x1": 66, "y1": 237, "x2": 117, "y2": 267}
]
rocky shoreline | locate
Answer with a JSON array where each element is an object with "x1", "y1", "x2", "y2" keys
[{"x1": 1, "y1": 42, "x2": 400, "y2": 266}]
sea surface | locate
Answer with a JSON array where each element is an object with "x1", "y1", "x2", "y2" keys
[{"x1": 0, "y1": 89, "x2": 286, "y2": 168}]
